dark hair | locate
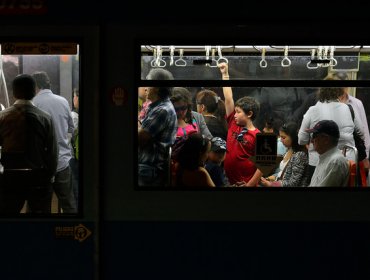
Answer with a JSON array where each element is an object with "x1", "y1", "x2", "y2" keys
[
  {"x1": 280, "y1": 121, "x2": 306, "y2": 153},
  {"x1": 32, "y1": 71, "x2": 51, "y2": 90},
  {"x1": 12, "y1": 74, "x2": 36, "y2": 100},
  {"x1": 177, "y1": 133, "x2": 210, "y2": 170},
  {"x1": 146, "y1": 68, "x2": 174, "y2": 98},
  {"x1": 171, "y1": 87, "x2": 193, "y2": 124},
  {"x1": 235, "y1": 96, "x2": 260, "y2": 121}
]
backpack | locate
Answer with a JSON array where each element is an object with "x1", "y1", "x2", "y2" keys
[{"x1": 347, "y1": 104, "x2": 367, "y2": 162}]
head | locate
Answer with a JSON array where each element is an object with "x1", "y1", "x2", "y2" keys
[
  {"x1": 234, "y1": 96, "x2": 260, "y2": 127},
  {"x1": 12, "y1": 74, "x2": 36, "y2": 100},
  {"x1": 208, "y1": 137, "x2": 227, "y2": 164},
  {"x1": 177, "y1": 133, "x2": 211, "y2": 170},
  {"x1": 138, "y1": 87, "x2": 147, "y2": 101},
  {"x1": 73, "y1": 88, "x2": 79, "y2": 111},
  {"x1": 263, "y1": 117, "x2": 274, "y2": 133},
  {"x1": 196, "y1": 89, "x2": 222, "y2": 114},
  {"x1": 170, "y1": 87, "x2": 193, "y2": 122},
  {"x1": 318, "y1": 73, "x2": 348, "y2": 102},
  {"x1": 145, "y1": 68, "x2": 174, "y2": 100},
  {"x1": 306, "y1": 120, "x2": 340, "y2": 155},
  {"x1": 32, "y1": 71, "x2": 51, "y2": 91},
  {"x1": 279, "y1": 121, "x2": 304, "y2": 152}
]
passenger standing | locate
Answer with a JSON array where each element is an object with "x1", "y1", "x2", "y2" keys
[
  {"x1": 138, "y1": 68, "x2": 177, "y2": 187},
  {"x1": 0, "y1": 74, "x2": 58, "y2": 213},
  {"x1": 195, "y1": 89, "x2": 228, "y2": 140},
  {"x1": 218, "y1": 62, "x2": 262, "y2": 186},
  {"x1": 172, "y1": 133, "x2": 215, "y2": 187},
  {"x1": 32, "y1": 71, "x2": 77, "y2": 213},
  {"x1": 298, "y1": 81, "x2": 364, "y2": 182},
  {"x1": 205, "y1": 137, "x2": 229, "y2": 187},
  {"x1": 307, "y1": 120, "x2": 349, "y2": 186}
]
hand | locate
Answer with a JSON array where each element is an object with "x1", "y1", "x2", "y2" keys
[
  {"x1": 259, "y1": 177, "x2": 272, "y2": 187},
  {"x1": 218, "y1": 62, "x2": 229, "y2": 77},
  {"x1": 234, "y1": 181, "x2": 247, "y2": 187}
]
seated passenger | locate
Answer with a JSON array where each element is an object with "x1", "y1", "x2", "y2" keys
[
  {"x1": 307, "y1": 120, "x2": 349, "y2": 187},
  {"x1": 205, "y1": 137, "x2": 229, "y2": 187},
  {"x1": 172, "y1": 133, "x2": 215, "y2": 187},
  {"x1": 260, "y1": 122, "x2": 309, "y2": 187}
]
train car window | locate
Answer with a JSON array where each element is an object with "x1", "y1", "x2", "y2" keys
[
  {"x1": 0, "y1": 42, "x2": 80, "y2": 215},
  {"x1": 138, "y1": 45, "x2": 370, "y2": 189}
]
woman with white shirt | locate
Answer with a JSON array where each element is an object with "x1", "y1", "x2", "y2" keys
[{"x1": 298, "y1": 78, "x2": 364, "y2": 181}]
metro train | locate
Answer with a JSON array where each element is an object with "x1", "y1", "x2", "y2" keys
[{"x1": 2, "y1": 6, "x2": 370, "y2": 278}]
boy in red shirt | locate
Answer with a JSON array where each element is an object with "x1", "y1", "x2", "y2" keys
[{"x1": 218, "y1": 62, "x2": 262, "y2": 186}]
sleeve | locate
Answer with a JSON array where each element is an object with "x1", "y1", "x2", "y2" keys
[
  {"x1": 193, "y1": 112, "x2": 213, "y2": 139},
  {"x1": 298, "y1": 107, "x2": 313, "y2": 145},
  {"x1": 142, "y1": 108, "x2": 169, "y2": 139},
  {"x1": 281, "y1": 152, "x2": 309, "y2": 187}
]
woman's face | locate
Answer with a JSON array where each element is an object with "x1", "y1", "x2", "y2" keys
[
  {"x1": 279, "y1": 131, "x2": 292, "y2": 148},
  {"x1": 173, "y1": 101, "x2": 188, "y2": 120}
]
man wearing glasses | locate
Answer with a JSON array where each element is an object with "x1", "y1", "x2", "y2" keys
[{"x1": 307, "y1": 120, "x2": 349, "y2": 187}]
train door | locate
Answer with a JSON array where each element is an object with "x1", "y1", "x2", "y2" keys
[{"x1": 0, "y1": 25, "x2": 99, "y2": 279}]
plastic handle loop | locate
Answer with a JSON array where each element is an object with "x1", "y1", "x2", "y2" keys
[
  {"x1": 307, "y1": 49, "x2": 318, "y2": 69},
  {"x1": 259, "y1": 48, "x2": 267, "y2": 68},
  {"x1": 155, "y1": 47, "x2": 166, "y2": 68},
  {"x1": 169, "y1": 46, "x2": 175, "y2": 66},
  {"x1": 281, "y1": 46, "x2": 291, "y2": 67},
  {"x1": 150, "y1": 48, "x2": 157, "y2": 67},
  {"x1": 174, "y1": 49, "x2": 187, "y2": 67},
  {"x1": 209, "y1": 48, "x2": 218, "y2": 67}
]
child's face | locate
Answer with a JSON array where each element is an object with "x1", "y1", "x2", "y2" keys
[{"x1": 234, "y1": 106, "x2": 250, "y2": 126}]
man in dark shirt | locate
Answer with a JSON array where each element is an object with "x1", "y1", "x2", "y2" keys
[{"x1": 0, "y1": 74, "x2": 58, "y2": 214}]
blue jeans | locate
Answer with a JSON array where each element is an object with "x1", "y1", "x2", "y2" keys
[{"x1": 53, "y1": 166, "x2": 77, "y2": 213}]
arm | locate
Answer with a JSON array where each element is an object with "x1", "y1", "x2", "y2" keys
[
  {"x1": 281, "y1": 152, "x2": 309, "y2": 187},
  {"x1": 315, "y1": 159, "x2": 349, "y2": 187},
  {"x1": 246, "y1": 168, "x2": 263, "y2": 187},
  {"x1": 298, "y1": 108, "x2": 313, "y2": 145},
  {"x1": 193, "y1": 112, "x2": 213, "y2": 139},
  {"x1": 138, "y1": 128, "x2": 152, "y2": 149},
  {"x1": 218, "y1": 62, "x2": 234, "y2": 117}
]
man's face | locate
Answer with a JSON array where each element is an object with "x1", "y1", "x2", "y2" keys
[{"x1": 311, "y1": 133, "x2": 329, "y2": 154}]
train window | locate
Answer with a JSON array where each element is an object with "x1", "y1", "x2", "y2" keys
[
  {"x1": 138, "y1": 45, "x2": 370, "y2": 188},
  {"x1": 0, "y1": 42, "x2": 80, "y2": 215}
]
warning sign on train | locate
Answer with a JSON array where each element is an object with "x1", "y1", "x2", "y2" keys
[{"x1": 2, "y1": 42, "x2": 78, "y2": 54}]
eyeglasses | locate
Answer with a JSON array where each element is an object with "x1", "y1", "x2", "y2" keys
[
  {"x1": 281, "y1": 123, "x2": 287, "y2": 129},
  {"x1": 237, "y1": 128, "x2": 248, "y2": 142},
  {"x1": 174, "y1": 105, "x2": 188, "y2": 112}
]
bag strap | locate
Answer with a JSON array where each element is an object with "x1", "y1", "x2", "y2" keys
[{"x1": 347, "y1": 104, "x2": 355, "y2": 121}]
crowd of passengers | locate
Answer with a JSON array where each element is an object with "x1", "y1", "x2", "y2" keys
[
  {"x1": 138, "y1": 63, "x2": 370, "y2": 187},
  {"x1": 0, "y1": 72, "x2": 79, "y2": 214}
]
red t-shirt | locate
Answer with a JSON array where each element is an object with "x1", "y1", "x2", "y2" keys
[{"x1": 224, "y1": 112, "x2": 260, "y2": 185}]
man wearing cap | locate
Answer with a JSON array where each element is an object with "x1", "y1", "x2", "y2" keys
[
  {"x1": 205, "y1": 137, "x2": 229, "y2": 187},
  {"x1": 308, "y1": 120, "x2": 349, "y2": 187}
]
